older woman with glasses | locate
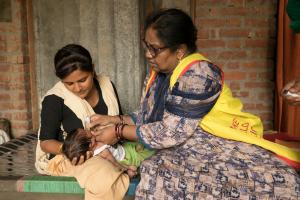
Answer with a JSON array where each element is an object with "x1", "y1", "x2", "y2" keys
[{"x1": 89, "y1": 8, "x2": 300, "y2": 199}]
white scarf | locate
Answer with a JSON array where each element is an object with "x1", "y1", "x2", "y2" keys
[{"x1": 35, "y1": 74, "x2": 119, "y2": 174}]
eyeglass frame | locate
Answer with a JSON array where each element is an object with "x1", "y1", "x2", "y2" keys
[{"x1": 142, "y1": 39, "x2": 169, "y2": 58}]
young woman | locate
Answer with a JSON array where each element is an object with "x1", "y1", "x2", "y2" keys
[{"x1": 35, "y1": 44, "x2": 128, "y2": 200}]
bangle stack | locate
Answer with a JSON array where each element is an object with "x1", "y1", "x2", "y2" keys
[
  {"x1": 115, "y1": 123, "x2": 126, "y2": 140},
  {"x1": 115, "y1": 115, "x2": 126, "y2": 140}
]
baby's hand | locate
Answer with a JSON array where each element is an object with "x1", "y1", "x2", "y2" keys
[
  {"x1": 71, "y1": 151, "x2": 92, "y2": 165},
  {"x1": 126, "y1": 165, "x2": 138, "y2": 178}
]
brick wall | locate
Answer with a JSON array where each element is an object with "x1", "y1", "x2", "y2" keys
[
  {"x1": 195, "y1": 0, "x2": 277, "y2": 130},
  {"x1": 0, "y1": 0, "x2": 33, "y2": 138},
  {"x1": 0, "y1": 0, "x2": 278, "y2": 137}
]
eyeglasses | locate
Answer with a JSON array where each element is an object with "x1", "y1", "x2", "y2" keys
[{"x1": 142, "y1": 39, "x2": 169, "y2": 58}]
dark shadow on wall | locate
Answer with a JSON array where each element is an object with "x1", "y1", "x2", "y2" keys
[{"x1": 0, "y1": 0, "x2": 12, "y2": 22}]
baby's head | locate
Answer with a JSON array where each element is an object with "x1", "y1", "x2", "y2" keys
[{"x1": 62, "y1": 128, "x2": 94, "y2": 164}]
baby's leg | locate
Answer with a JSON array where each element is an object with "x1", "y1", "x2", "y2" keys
[{"x1": 100, "y1": 149, "x2": 137, "y2": 178}]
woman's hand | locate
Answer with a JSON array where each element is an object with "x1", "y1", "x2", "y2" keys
[
  {"x1": 282, "y1": 78, "x2": 300, "y2": 105},
  {"x1": 89, "y1": 114, "x2": 118, "y2": 130},
  {"x1": 91, "y1": 125, "x2": 118, "y2": 145}
]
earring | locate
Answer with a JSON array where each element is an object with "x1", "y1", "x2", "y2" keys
[
  {"x1": 177, "y1": 51, "x2": 184, "y2": 61},
  {"x1": 176, "y1": 50, "x2": 181, "y2": 60}
]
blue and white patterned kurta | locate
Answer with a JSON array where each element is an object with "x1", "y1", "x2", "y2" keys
[{"x1": 131, "y1": 60, "x2": 300, "y2": 199}]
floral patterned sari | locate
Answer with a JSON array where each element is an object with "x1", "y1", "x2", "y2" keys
[{"x1": 131, "y1": 53, "x2": 300, "y2": 199}]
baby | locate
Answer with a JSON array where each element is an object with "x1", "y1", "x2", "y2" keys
[{"x1": 62, "y1": 128, "x2": 154, "y2": 177}]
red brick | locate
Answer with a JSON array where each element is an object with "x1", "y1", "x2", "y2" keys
[
  {"x1": 243, "y1": 103, "x2": 256, "y2": 110},
  {"x1": 255, "y1": 103, "x2": 272, "y2": 110},
  {"x1": 256, "y1": 28, "x2": 276, "y2": 38},
  {"x1": 17, "y1": 55, "x2": 29, "y2": 64},
  {"x1": 0, "y1": 56, "x2": 7, "y2": 62},
  {"x1": 219, "y1": 7, "x2": 248, "y2": 16},
  {"x1": 11, "y1": 121, "x2": 32, "y2": 130},
  {"x1": 214, "y1": 61, "x2": 225, "y2": 69},
  {"x1": 244, "y1": 82, "x2": 273, "y2": 89},
  {"x1": 226, "y1": 40, "x2": 242, "y2": 48},
  {"x1": 196, "y1": 18, "x2": 242, "y2": 28},
  {"x1": 239, "y1": 91, "x2": 249, "y2": 97},
  {"x1": 0, "y1": 75, "x2": 10, "y2": 82},
  {"x1": 225, "y1": 71, "x2": 247, "y2": 80},
  {"x1": 258, "y1": 92, "x2": 273, "y2": 101},
  {"x1": 12, "y1": 112, "x2": 31, "y2": 121},
  {"x1": 218, "y1": 51, "x2": 247, "y2": 59},
  {"x1": 0, "y1": 42, "x2": 6, "y2": 51},
  {"x1": 0, "y1": 93, "x2": 11, "y2": 100},
  {"x1": 17, "y1": 91, "x2": 30, "y2": 100},
  {"x1": 0, "y1": 102, "x2": 12, "y2": 109},
  {"x1": 246, "y1": 6, "x2": 277, "y2": 17},
  {"x1": 228, "y1": 82, "x2": 241, "y2": 90},
  {"x1": 226, "y1": 62, "x2": 241, "y2": 69},
  {"x1": 198, "y1": 50, "x2": 219, "y2": 60},
  {"x1": 5, "y1": 34, "x2": 21, "y2": 42},
  {"x1": 0, "y1": 64, "x2": 11, "y2": 72},
  {"x1": 259, "y1": 112, "x2": 273, "y2": 121},
  {"x1": 196, "y1": 0, "x2": 224, "y2": 6},
  {"x1": 6, "y1": 42, "x2": 21, "y2": 52},
  {"x1": 196, "y1": 8, "x2": 218, "y2": 18},
  {"x1": 243, "y1": 61, "x2": 268, "y2": 68},
  {"x1": 220, "y1": 29, "x2": 251, "y2": 38},
  {"x1": 245, "y1": 18, "x2": 271, "y2": 27},
  {"x1": 0, "y1": 113, "x2": 12, "y2": 119},
  {"x1": 233, "y1": 91, "x2": 249, "y2": 98},
  {"x1": 7, "y1": 83, "x2": 26, "y2": 90},
  {"x1": 9, "y1": 71, "x2": 29, "y2": 82},
  {"x1": 197, "y1": 39, "x2": 225, "y2": 48},
  {"x1": 0, "y1": 24, "x2": 19, "y2": 33},
  {"x1": 10, "y1": 101, "x2": 28, "y2": 110},
  {"x1": 248, "y1": 49, "x2": 275, "y2": 59},
  {"x1": 258, "y1": 71, "x2": 274, "y2": 80},
  {"x1": 10, "y1": 64, "x2": 25, "y2": 73},
  {"x1": 244, "y1": 39, "x2": 271, "y2": 48},
  {"x1": 0, "y1": 34, "x2": 6, "y2": 41},
  {"x1": 197, "y1": 29, "x2": 209, "y2": 39}
]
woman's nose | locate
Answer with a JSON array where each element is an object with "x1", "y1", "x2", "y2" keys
[
  {"x1": 73, "y1": 83, "x2": 81, "y2": 92},
  {"x1": 144, "y1": 49, "x2": 153, "y2": 59}
]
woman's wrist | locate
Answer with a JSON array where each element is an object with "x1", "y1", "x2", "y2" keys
[
  {"x1": 122, "y1": 125, "x2": 138, "y2": 142},
  {"x1": 115, "y1": 123, "x2": 126, "y2": 140}
]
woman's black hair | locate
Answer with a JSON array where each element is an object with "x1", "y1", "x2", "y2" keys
[
  {"x1": 144, "y1": 8, "x2": 197, "y2": 53},
  {"x1": 54, "y1": 44, "x2": 94, "y2": 79}
]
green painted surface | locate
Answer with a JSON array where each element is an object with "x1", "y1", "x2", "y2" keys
[
  {"x1": 23, "y1": 176, "x2": 84, "y2": 194},
  {"x1": 21, "y1": 175, "x2": 139, "y2": 196}
]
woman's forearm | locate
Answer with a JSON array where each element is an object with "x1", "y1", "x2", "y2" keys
[
  {"x1": 122, "y1": 125, "x2": 138, "y2": 142},
  {"x1": 40, "y1": 139, "x2": 63, "y2": 155}
]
